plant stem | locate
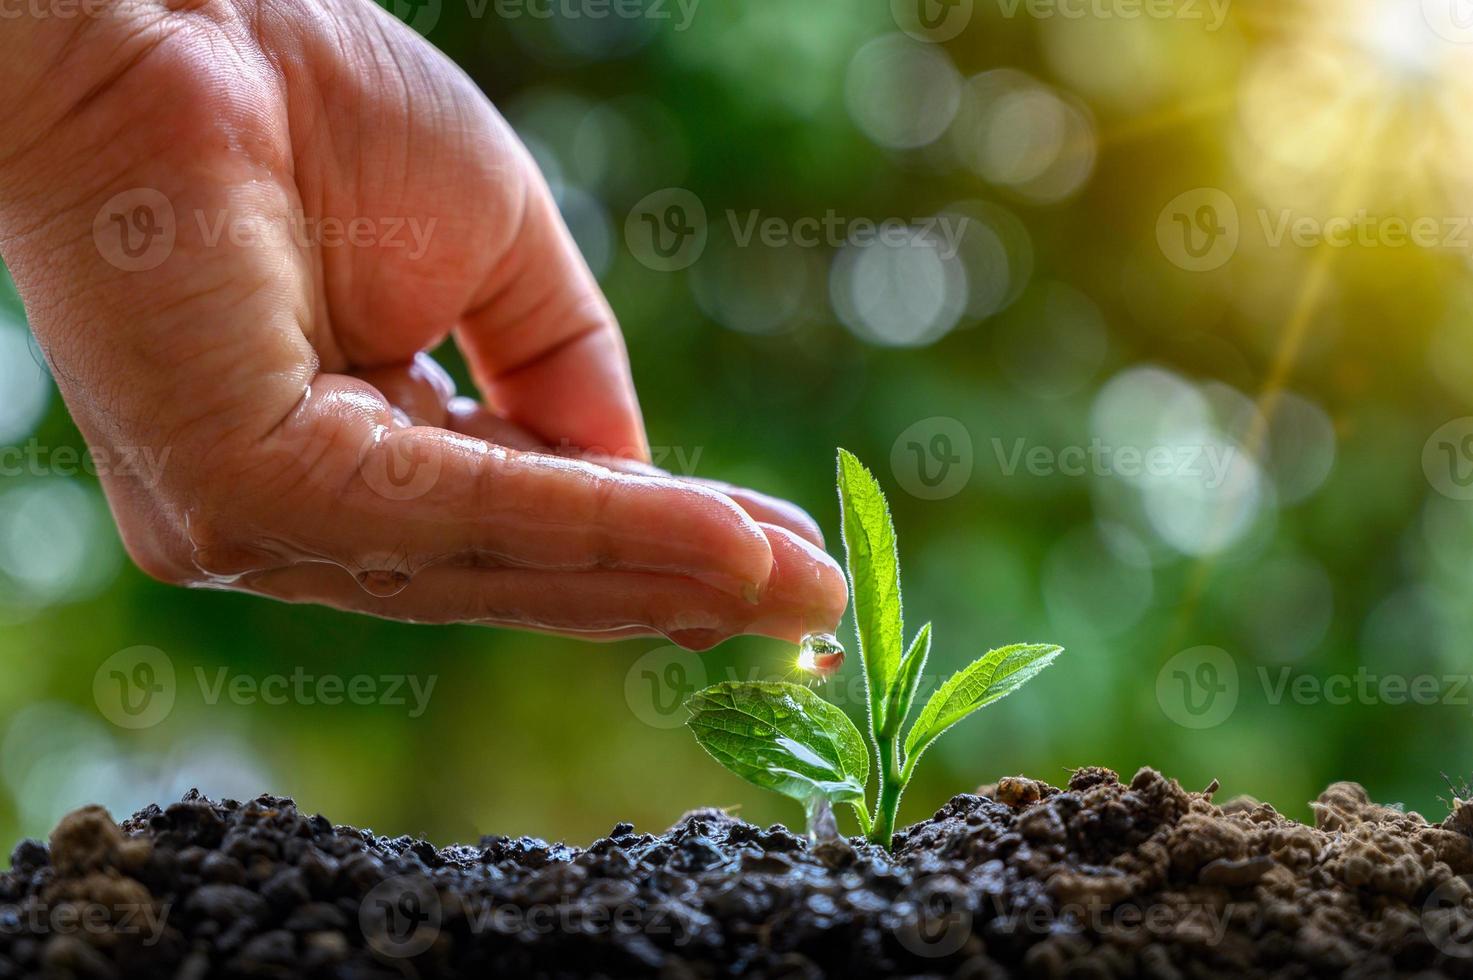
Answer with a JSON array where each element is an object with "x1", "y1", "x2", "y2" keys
[{"x1": 869, "y1": 731, "x2": 904, "y2": 848}]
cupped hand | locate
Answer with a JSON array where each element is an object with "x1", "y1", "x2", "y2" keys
[{"x1": 0, "y1": 0, "x2": 846, "y2": 649}]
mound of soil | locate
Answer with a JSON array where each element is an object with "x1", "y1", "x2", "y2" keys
[{"x1": 3, "y1": 767, "x2": 1472, "y2": 978}]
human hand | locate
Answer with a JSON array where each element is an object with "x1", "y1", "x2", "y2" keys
[{"x1": 0, "y1": 0, "x2": 846, "y2": 649}]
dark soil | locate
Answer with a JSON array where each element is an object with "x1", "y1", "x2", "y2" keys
[{"x1": 3, "y1": 767, "x2": 1473, "y2": 978}]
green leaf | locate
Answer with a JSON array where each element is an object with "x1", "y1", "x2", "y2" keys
[
  {"x1": 686, "y1": 682, "x2": 869, "y2": 807},
  {"x1": 886, "y1": 623, "x2": 931, "y2": 738},
  {"x1": 904, "y1": 644, "x2": 1064, "y2": 764},
  {"x1": 837, "y1": 449, "x2": 904, "y2": 737}
]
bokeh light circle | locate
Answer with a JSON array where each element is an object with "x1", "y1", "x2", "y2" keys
[{"x1": 845, "y1": 35, "x2": 963, "y2": 150}]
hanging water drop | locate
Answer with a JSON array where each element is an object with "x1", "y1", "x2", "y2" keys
[
  {"x1": 805, "y1": 796, "x2": 840, "y2": 844},
  {"x1": 797, "y1": 632, "x2": 846, "y2": 679},
  {"x1": 356, "y1": 569, "x2": 412, "y2": 598}
]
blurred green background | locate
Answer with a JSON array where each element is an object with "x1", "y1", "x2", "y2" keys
[{"x1": 3, "y1": 0, "x2": 1473, "y2": 847}]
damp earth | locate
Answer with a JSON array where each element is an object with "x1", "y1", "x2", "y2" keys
[{"x1": 5, "y1": 769, "x2": 1473, "y2": 977}]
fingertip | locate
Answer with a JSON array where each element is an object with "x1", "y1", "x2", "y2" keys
[
  {"x1": 671, "y1": 480, "x2": 776, "y2": 600},
  {"x1": 760, "y1": 523, "x2": 848, "y2": 635}
]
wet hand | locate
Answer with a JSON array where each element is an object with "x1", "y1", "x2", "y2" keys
[{"x1": 0, "y1": 0, "x2": 846, "y2": 649}]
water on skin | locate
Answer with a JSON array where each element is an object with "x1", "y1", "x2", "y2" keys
[{"x1": 356, "y1": 569, "x2": 413, "y2": 597}]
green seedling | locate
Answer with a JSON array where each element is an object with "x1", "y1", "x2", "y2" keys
[{"x1": 685, "y1": 449, "x2": 1064, "y2": 849}]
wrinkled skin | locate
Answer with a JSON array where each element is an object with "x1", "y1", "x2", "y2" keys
[{"x1": 0, "y1": 0, "x2": 846, "y2": 649}]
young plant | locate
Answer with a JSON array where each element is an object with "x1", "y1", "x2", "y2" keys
[{"x1": 684, "y1": 449, "x2": 1064, "y2": 849}]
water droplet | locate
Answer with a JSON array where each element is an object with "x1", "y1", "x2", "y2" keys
[
  {"x1": 797, "y1": 632, "x2": 846, "y2": 678},
  {"x1": 356, "y1": 570, "x2": 412, "y2": 598},
  {"x1": 805, "y1": 797, "x2": 840, "y2": 844}
]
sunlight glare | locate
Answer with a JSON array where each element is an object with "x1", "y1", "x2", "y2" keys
[{"x1": 1360, "y1": 0, "x2": 1444, "y2": 76}]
